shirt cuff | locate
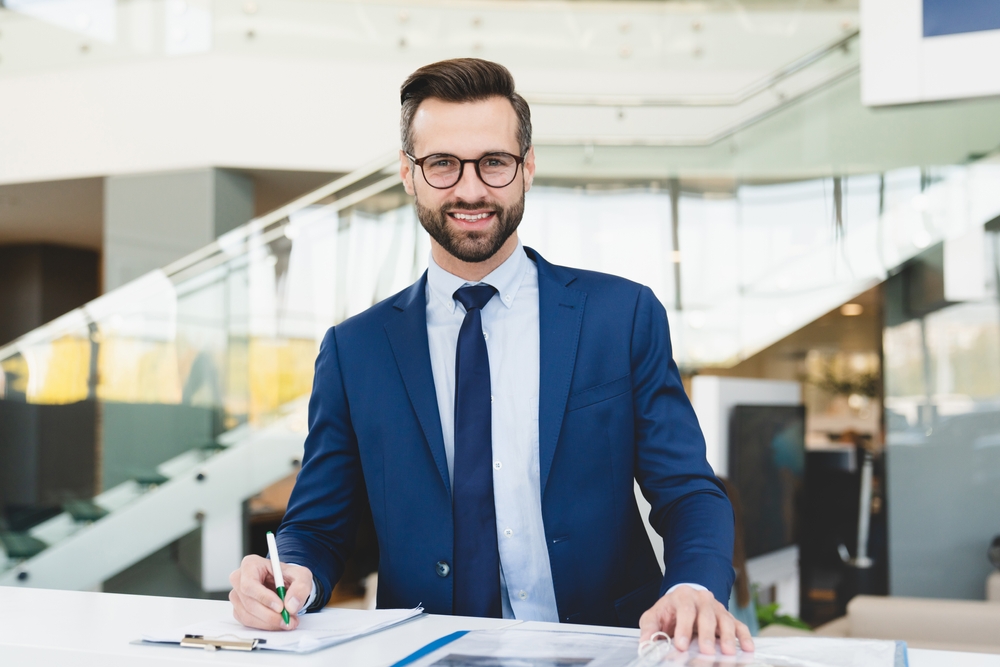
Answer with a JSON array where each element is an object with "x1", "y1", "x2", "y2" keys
[
  {"x1": 665, "y1": 583, "x2": 709, "y2": 595},
  {"x1": 299, "y1": 578, "x2": 318, "y2": 615}
]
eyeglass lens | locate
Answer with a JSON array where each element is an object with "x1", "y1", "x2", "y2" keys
[{"x1": 422, "y1": 154, "x2": 519, "y2": 188}]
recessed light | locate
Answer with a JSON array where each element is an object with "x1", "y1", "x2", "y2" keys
[{"x1": 841, "y1": 303, "x2": 864, "y2": 316}]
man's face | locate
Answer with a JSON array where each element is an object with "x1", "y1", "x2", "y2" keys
[{"x1": 401, "y1": 96, "x2": 535, "y2": 263}]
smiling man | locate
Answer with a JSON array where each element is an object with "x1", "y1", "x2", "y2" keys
[{"x1": 229, "y1": 58, "x2": 753, "y2": 656}]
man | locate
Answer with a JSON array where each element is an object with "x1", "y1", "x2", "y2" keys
[{"x1": 230, "y1": 58, "x2": 754, "y2": 656}]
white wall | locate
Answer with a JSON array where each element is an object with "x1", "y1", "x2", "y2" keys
[
  {"x1": 861, "y1": 0, "x2": 1000, "y2": 105},
  {"x1": 0, "y1": 54, "x2": 406, "y2": 186},
  {"x1": 691, "y1": 375, "x2": 801, "y2": 477}
]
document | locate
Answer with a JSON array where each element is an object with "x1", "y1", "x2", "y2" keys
[
  {"x1": 393, "y1": 630, "x2": 906, "y2": 667},
  {"x1": 142, "y1": 606, "x2": 423, "y2": 653}
]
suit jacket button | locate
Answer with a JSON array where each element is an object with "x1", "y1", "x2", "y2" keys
[{"x1": 435, "y1": 561, "x2": 451, "y2": 578}]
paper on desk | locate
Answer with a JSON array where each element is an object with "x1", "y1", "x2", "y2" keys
[
  {"x1": 633, "y1": 636, "x2": 905, "y2": 667},
  {"x1": 397, "y1": 630, "x2": 904, "y2": 667},
  {"x1": 142, "y1": 606, "x2": 423, "y2": 653},
  {"x1": 398, "y1": 629, "x2": 641, "y2": 667}
]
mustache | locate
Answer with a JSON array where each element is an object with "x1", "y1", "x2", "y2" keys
[{"x1": 444, "y1": 200, "x2": 500, "y2": 211}]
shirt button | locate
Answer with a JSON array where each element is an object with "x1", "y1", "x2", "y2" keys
[
  {"x1": 504, "y1": 295, "x2": 511, "y2": 303},
  {"x1": 483, "y1": 330, "x2": 489, "y2": 341},
  {"x1": 494, "y1": 460, "x2": 502, "y2": 470},
  {"x1": 504, "y1": 528, "x2": 513, "y2": 538},
  {"x1": 518, "y1": 590, "x2": 528, "y2": 600}
]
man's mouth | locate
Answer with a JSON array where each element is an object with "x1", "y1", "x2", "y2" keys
[{"x1": 447, "y1": 210, "x2": 497, "y2": 227}]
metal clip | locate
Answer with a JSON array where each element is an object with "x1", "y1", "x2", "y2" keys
[{"x1": 180, "y1": 634, "x2": 263, "y2": 651}]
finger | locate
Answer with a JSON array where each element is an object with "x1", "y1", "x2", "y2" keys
[
  {"x1": 283, "y1": 565, "x2": 313, "y2": 616},
  {"x1": 696, "y1": 607, "x2": 718, "y2": 655},
  {"x1": 716, "y1": 611, "x2": 737, "y2": 655},
  {"x1": 239, "y1": 563, "x2": 285, "y2": 614},
  {"x1": 672, "y1": 602, "x2": 696, "y2": 652},
  {"x1": 231, "y1": 588, "x2": 281, "y2": 630},
  {"x1": 735, "y1": 620, "x2": 755, "y2": 652},
  {"x1": 239, "y1": 599, "x2": 289, "y2": 631},
  {"x1": 639, "y1": 603, "x2": 672, "y2": 642}
]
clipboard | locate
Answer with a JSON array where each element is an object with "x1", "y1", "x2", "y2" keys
[
  {"x1": 180, "y1": 634, "x2": 265, "y2": 651},
  {"x1": 141, "y1": 606, "x2": 424, "y2": 654}
]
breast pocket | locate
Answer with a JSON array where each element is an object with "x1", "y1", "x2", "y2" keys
[{"x1": 566, "y1": 374, "x2": 631, "y2": 412}]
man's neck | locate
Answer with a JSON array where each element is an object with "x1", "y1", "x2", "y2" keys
[{"x1": 431, "y1": 233, "x2": 520, "y2": 282}]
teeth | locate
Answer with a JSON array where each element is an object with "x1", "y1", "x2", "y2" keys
[{"x1": 452, "y1": 212, "x2": 491, "y2": 221}]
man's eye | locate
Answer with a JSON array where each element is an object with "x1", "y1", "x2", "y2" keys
[{"x1": 431, "y1": 160, "x2": 455, "y2": 168}]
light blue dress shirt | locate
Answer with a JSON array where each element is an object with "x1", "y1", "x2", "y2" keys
[{"x1": 425, "y1": 241, "x2": 559, "y2": 621}]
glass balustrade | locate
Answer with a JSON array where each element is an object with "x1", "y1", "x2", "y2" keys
[{"x1": 2, "y1": 148, "x2": 999, "y2": 584}]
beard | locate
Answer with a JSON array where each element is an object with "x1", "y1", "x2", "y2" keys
[{"x1": 415, "y1": 191, "x2": 525, "y2": 264}]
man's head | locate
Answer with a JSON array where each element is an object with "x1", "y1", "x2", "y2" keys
[{"x1": 399, "y1": 59, "x2": 535, "y2": 270}]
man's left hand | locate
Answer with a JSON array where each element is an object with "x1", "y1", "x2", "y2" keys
[{"x1": 639, "y1": 585, "x2": 755, "y2": 655}]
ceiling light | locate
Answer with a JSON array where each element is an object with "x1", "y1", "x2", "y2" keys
[{"x1": 841, "y1": 303, "x2": 864, "y2": 316}]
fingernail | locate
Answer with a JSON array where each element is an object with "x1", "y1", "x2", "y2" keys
[
  {"x1": 271, "y1": 602, "x2": 283, "y2": 613},
  {"x1": 286, "y1": 597, "x2": 301, "y2": 614}
]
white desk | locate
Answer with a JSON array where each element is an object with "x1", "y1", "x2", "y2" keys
[{"x1": 0, "y1": 587, "x2": 996, "y2": 667}]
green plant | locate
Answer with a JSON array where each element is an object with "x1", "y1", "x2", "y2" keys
[{"x1": 756, "y1": 602, "x2": 811, "y2": 630}]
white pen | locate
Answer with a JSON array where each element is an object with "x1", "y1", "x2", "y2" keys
[{"x1": 265, "y1": 531, "x2": 291, "y2": 625}]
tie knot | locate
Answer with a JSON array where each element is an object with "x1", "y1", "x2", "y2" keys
[{"x1": 454, "y1": 284, "x2": 497, "y2": 312}]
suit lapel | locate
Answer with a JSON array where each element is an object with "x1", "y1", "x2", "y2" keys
[
  {"x1": 529, "y1": 248, "x2": 586, "y2": 499},
  {"x1": 384, "y1": 273, "x2": 451, "y2": 496}
]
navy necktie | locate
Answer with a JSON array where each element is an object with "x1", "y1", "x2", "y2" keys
[{"x1": 452, "y1": 284, "x2": 502, "y2": 618}]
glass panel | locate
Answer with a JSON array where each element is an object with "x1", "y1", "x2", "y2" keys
[{"x1": 3, "y1": 149, "x2": 999, "y2": 591}]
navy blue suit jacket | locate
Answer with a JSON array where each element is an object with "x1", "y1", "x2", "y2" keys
[{"x1": 276, "y1": 248, "x2": 735, "y2": 627}]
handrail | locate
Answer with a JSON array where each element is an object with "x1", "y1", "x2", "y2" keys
[
  {"x1": 161, "y1": 152, "x2": 399, "y2": 279},
  {"x1": 534, "y1": 63, "x2": 860, "y2": 147},
  {"x1": 0, "y1": 154, "x2": 401, "y2": 363},
  {"x1": 523, "y1": 29, "x2": 859, "y2": 108}
]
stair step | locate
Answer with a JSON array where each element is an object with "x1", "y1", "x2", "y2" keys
[
  {"x1": 0, "y1": 532, "x2": 48, "y2": 559},
  {"x1": 133, "y1": 472, "x2": 169, "y2": 487},
  {"x1": 63, "y1": 500, "x2": 109, "y2": 523}
]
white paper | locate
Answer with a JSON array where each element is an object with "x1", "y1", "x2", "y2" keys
[
  {"x1": 142, "y1": 606, "x2": 423, "y2": 653},
  {"x1": 403, "y1": 629, "x2": 640, "y2": 667},
  {"x1": 403, "y1": 631, "x2": 900, "y2": 667},
  {"x1": 634, "y1": 636, "x2": 900, "y2": 667}
]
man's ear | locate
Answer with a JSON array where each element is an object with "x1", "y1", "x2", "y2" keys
[
  {"x1": 522, "y1": 146, "x2": 536, "y2": 193},
  {"x1": 400, "y1": 150, "x2": 415, "y2": 196}
]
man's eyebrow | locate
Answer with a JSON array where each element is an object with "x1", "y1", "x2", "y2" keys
[{"x1": 424, "y1": 150, "x2": 517, "y2": 157}]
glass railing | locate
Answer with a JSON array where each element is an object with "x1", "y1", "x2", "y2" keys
[
  {"x1": 3, "y1": 145, "x2": 999, "y2": 583},
  {"x1": 524, "y1": 154, "x2": 1000, "y2": 368},
  {"x1": 0, "y1": 154, "x2": 410, "y2": 578}
]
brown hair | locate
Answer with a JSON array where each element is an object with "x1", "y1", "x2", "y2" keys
[{"x1": 400, "y1": 58, "x2": 532, "y2": 157}]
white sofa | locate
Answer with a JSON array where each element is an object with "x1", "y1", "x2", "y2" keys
[{"x1": 760, "y1": 594, "x2": 1000, "y2": 654}]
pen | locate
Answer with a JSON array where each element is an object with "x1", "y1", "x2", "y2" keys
[{"x1": 265, "y1": 531, "x2": 292, "y2": 625}]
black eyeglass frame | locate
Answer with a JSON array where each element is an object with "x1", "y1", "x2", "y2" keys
[{"x1": 404, "y1": 151, "x2": 526, "y2": 190}]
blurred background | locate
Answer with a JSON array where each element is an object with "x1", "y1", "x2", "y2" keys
[{"x1": 1, "y1": 0, "x2": 999, "y2": 650}]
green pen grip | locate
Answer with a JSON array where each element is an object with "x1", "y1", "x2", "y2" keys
[{"x1": 276, "y1": 585, "x2": 291, "y2": 624}]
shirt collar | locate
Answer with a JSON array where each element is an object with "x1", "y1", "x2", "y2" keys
[{"x1": 427, "y1": 240, "x2": 529, "y2": 314}]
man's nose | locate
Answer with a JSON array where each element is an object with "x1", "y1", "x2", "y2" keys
[{"x1": 451, "y1": 162, "x2": 490, "y2": 201}]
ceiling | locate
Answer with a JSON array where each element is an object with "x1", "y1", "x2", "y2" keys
[{"x1": 0, "y1": 169, "x2": 341, "y2": 252}]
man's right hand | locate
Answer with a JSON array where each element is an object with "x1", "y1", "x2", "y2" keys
[{"x1": 229, "y1": 555, "x2": 314, "y2": 630}]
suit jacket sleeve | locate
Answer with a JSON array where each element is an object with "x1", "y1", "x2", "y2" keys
[
  {"x1": 275, "y1": 326, "x2": 365, "y2": 609},
  {"x1": 630, "y1": 286, "x2": 736, "y2": 605}
]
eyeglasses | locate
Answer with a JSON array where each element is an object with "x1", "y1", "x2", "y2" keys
[{"x1": 405, "y1": 152, "x2": 525, "y2": 189}]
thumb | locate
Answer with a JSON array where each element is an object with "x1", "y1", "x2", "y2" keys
[{"x1": 283, "y1": 567, "x2": 313, "y2": 615}]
